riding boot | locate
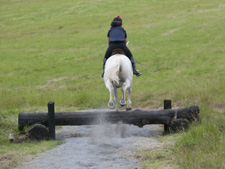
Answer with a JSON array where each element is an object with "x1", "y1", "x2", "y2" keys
[
  {"x1": 101, "y1": 58, "x2": 106, "y2": 78},
  {"x1": 130, "y1": 56, "x2": 142, "y2": 77}
]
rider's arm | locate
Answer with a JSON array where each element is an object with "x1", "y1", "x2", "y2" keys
[{"x1": 125, "y1": 38, "x2": 127, "y2": 44}]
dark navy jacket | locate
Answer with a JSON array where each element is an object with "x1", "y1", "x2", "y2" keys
[{"x1": 107, "y1": 26, "x2": 127, "y2": 42}]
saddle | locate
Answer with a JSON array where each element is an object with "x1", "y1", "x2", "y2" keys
[{"x1": 111, "y1": 48, "x2": 126, "y2": 56}]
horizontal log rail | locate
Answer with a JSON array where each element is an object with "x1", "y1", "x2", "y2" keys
[{"x1": 18, "y1": 102, "x2": 200, "y2": 140}]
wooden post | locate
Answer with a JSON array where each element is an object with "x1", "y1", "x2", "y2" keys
[
  {"x1": 164, "y1": 100, "x2": 171, "y2": 109},
  {"x1": 164, "y1": 100, "x2": 171, "y2": 133},
  {"x1": 48, "y1": 101, "x2": 55, "y2": 140}
]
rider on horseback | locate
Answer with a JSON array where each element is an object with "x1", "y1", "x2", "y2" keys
[{"x1": 102, "y1": 16, "x2": 142, "y2": 77}]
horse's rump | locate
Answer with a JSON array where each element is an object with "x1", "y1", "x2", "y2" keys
[{"x1": 104, "y1": 54, "x2": 133, "y2": 87}]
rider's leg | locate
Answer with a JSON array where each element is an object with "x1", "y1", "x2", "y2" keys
[
  {"x1": 122, "y1": 45, "x2": 142, "y2": 76},
  {"x1": 102, "y1": 44, "x2": 115, "y2": 77},
  {"x1": 130, "y1": 55, "x2": 142, "y2": 76},
  {"x1": 101, "y1": 45, "x2": 113, "y2": 77},
  {"x1": 101, "y1": 57, "x2": 106, "y2": 77}
]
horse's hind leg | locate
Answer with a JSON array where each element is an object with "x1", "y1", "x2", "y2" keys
[
  {"x1": 120, "y1": 85, "x2": 126, "y2": 107},
  {"x1": 123, "y1": 80, "x2": 132, "y2": 111},
  {"x1": 126, "y1": 87, "x2": 132, "y2": 111},
  {"x1": 114, "y1": 86, "x2": 119, "y2": 111},
  {"x1": 107, "y1": 83, "x2": 114, "y2": 109}
]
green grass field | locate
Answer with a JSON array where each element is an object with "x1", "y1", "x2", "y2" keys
[{"x1": 1, "y1": 0, "x2": 225, "y2": 168}]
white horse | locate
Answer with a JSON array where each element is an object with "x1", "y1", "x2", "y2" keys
[{"x1": 104, "y1": 54, "x2": 133, "y2": 111}]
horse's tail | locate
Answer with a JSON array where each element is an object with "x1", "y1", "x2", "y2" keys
[{"x1": 105, "y1": 57, "x2": 121, "y2": 86}]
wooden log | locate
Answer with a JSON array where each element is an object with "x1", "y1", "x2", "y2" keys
[
  {"x1": 18, "y1": 105, "x2": 200, "y2": 130},
  {"x1": 27, "y1": 124, "x2": 49, "y2": 140},
  {"x1": 169, "y1": 119, "x2": 190, "y2": 132}
]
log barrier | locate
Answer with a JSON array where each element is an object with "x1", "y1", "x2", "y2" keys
[{"x1": 18, "y1": 100, "x2": 200, "y2": 140}]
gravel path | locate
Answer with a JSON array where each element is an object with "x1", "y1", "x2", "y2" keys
[{"x1": 17, "y1": 112, "x2": 164, "y2": 169}]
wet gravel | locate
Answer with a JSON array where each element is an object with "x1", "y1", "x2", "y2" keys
[{"x1": 17, "y1": 112, "x2": 164, "y2": 169}]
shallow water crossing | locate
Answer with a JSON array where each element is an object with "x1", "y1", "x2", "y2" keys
[{"x1": 18, "y1": 113, "x2": 164, "y2": 169}]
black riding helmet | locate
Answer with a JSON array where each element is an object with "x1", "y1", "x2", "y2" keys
[{"x1": 113, "y1": 15, "x2": 122, "y2": 23}]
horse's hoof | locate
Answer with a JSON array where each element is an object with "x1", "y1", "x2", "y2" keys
[
  {"x1": 108, "y1": 102, "x2": 114, "y2": 109},
  {"x1": 126, "y1": 107, "x2": 132, "y2": 111},
  {"x1": 120, "y1": 100, "x2": 126, "y2": 107}
]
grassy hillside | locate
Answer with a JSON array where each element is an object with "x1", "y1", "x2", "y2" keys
[{"x1": 1, "y1": 0, "x2": 225, "y2": 168}]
